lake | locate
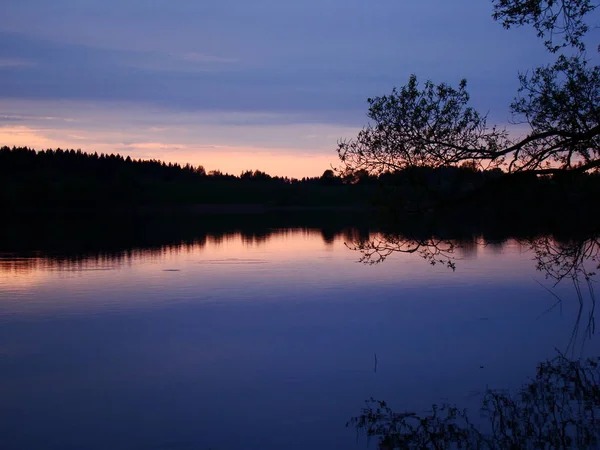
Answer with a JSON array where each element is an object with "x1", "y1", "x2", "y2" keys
[{"x1": 0, "y1": 218, "x2": 598, "y2": 449}]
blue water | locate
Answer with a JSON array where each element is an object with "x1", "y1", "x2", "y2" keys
[{"x1": 0, "y1": 229, "x2": 597, "y2": 449}]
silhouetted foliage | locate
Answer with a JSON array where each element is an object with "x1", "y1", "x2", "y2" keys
[
  {"x1": 527, "y1": 234, "x2": 600, "y2": 284},
  {"x1": 347, "y1": 224, "x2": 600, "y2": 449},
  {"x1": 0, "y1": 146, "x2": 377, "y2": 212},
  {"x1": 4, "y1": 145, "x2": 600, "y2": 216},
  {"x1": 347, "y1": 234, "x2": 457, "y2": 270},
  {"x1": 337, "y1": 0, "x2": 600, "y2": 202},
  {"x1": 347, "y1": 224, "x2": 600, "y2": 281},
  {"x1": 349, "y1": 354, "x2": 600, "y2": 449},
  {"x1": 492, "y1": 0, "x2": 597, "y2": 52},
  {"x1": 347, "y1": 223, "x2": 600, "y2": 358}
]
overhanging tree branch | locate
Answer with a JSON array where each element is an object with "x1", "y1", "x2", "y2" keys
[{"x1": 337, "y1": 1, "x2": 599, "y2": 182}]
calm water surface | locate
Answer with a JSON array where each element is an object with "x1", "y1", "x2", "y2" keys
[{"x1": 0, "y1": 227, "x2": 597, "y2": 449}]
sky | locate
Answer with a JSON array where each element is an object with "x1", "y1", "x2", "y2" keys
[{"x1": 0, "y1": 0, "x2": 590, "y2": 178}]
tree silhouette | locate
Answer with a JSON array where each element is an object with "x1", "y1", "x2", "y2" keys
[
  {"x1": 349, "y1": 354, "x2": 600, "y2": 449},
  {"x1": 347, "y1": 228, "x2": 600, "y2": 449},
  {"x1": 337, "y1": 0, "x2": 599, "y2": 178},
  {"x1": 346, "y1": 234, "x2": 457, "y2": 270},
  {"x1": 0, "y1": 146, "x2": 371, "y2": 210}
]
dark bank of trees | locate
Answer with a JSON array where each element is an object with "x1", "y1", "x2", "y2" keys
[
  {"x1": 2, "y1": 146, "x2": 600, "y2": 218},
  {"x1": 0, "y1": 146, "x2": 377, "y2": 212}
]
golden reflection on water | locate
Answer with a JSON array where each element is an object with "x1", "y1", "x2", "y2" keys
[
  {"x1": 0, "y1": 228, "x2": 357, "y2": 275},
  {"x1": 0, "y1": 229, "x2": 534, "y2": 277},
  {"x1": 0, "y1": 228, "x2": 540, "y2": 317}
]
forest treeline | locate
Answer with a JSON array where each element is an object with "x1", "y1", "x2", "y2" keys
[
  {"x1": 0, "y1": 146, "x2": 372, "y2": 211},
  {"x1": 1, "y1": 146, "x2": 600, "y2": 219}
]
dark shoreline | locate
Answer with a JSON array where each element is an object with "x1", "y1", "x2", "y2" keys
[
  {"x1": 2, "y1": 202, "x2": 599, "y2": 259},
  {"x1": 4, "y1": 203, "x2": 374, "y2": 217}
]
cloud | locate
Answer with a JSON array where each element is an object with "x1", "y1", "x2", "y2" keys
[
  {"x1": 65, "y1": 134, "x2": 88, "y2": 140},
  {"x1": 0, "y1": 58, "x2": 34, "y2": 68},
  {"x1": 0, "y1": 32, "x2": 373, "y2": 122},
  {"x1": 125, "y1": 50, "x2": 240, "y2": 74},
  {"x1": 0, "y1": 0, "x2": 559, "y2": 125},
  {"x1": 0, "y1": 114, "x2": 25, "y2": 123},
  {"x1": 178, "y1": 52, "x2": 239, "y2": 64},
  {"x1": 0, "y1": 99, "x2": 359, "y2": 172},
  {"x1": 120, "y1": 142, "x2": 189, "y2": 151},
  {"x1": 0, "y1": 125, "x2": 64, "y2": 149}
]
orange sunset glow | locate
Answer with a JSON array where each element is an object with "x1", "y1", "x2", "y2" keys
[
  {"x1": 0, "y1": 124, "x2": 339, "y2": 178},
  {"x1": 0, "y1": 100, "x2": 357, "y2": 178}
]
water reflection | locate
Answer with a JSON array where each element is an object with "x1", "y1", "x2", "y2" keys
[
  {"x1": 350, "y1": 354, "x2": 600, "y2": 449},
  {"x1": 349, "y1": 231, "x2": 599, "y2": 351},
  {"x1": 348, "y1": 230, "x2": 600, "y2": 277},
  {"x1": 529, "y1": 236, "x2": 598, "y2": 359},
  {"x1": 2, "y1": 217, "x2": 600, "y2": 449},
  {"x1": 0, "y1": 217, "x2": 370, "y2": 274},
  {"x1": 348, "y1": 235, "x2": 459, "y2": 269},
  {"x1": 346, "y1": 229, "x2": 600, "y2": 449}
]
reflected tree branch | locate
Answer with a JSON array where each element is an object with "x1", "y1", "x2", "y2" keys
[
  {"x1": 347, "y1": 230, "x2": 599, "y2": 353},
  {"x1": 349, "y1": 354, "x2": 600, "y2": 449},
  {"x1": 523, "y1": 235, "x2": 600, "y2": 285},
  {"x1": 346, "y1": 235, "x2": 458, "y2": 270}
]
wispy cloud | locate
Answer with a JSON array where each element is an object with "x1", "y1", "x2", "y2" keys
[
  {"x1": 0, "y1": 114, "x2": 24, "y2": 123},
  {"x1": 0, "y1": 58, "x2": 34, "y2": 68},
  {"x1": 120, "y1": 142, "x2": 189, "y2": 151},
  {"x1": 178, "y1": 52, "x2": 239, "y2": 64},
  {"x1": 0, "y1": 100, "x2": 353, "y2": 175},
  {"x1": 65, "y1": 134, "x2": 88, "y2": 140}
]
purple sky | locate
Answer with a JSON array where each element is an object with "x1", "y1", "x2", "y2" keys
[{"x1": 0, "y1": 0, "x2": 594, "y2": 177}]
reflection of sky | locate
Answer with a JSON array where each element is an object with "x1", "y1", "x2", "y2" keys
[
  {"x1": 0, "y1": 231, "x2": 536, "y2": 316},
  {"x1": 0, "y1": 230, "x2": 598, "y2": 449},
  {"x1": 3, "y1": 0, "x2": 595, "y2": 176}
]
